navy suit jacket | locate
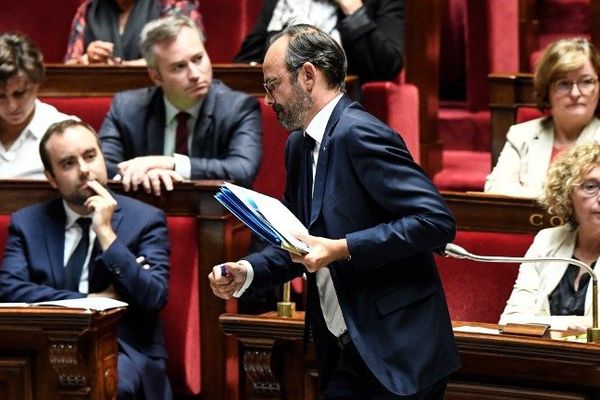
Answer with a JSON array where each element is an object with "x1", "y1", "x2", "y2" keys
[
  {"x1": 245, "y1": 95, "x2": 459, "y2": 396},
  {"x1": 0, "y1": 193, "x2": 171, "y2": 399},
  {"x1": 99, "y1": 80, "x2": 262, "y2": 187}
]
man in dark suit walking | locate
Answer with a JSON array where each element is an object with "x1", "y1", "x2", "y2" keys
[
  {"x1": 99, "y1": 15, "x2": 262, "y2": 196},
  {"x1": 0, "y1": 119, "x2": 173, "y2": 400},
  {"x1": 209, "y1": 24, "x2": 459, "y2": 399}
]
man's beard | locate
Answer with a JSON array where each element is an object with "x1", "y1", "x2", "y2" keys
[{"x1": 274, "y1": 82, "x2": 313, "y2": 131}]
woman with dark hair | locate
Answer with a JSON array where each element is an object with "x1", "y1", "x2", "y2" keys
[
  {"x1": 64, "y1": 0, "x2": 203, "y2": 65},
  {"x1": 0, "y1": 32, "x2": 75, "y2": 179}
]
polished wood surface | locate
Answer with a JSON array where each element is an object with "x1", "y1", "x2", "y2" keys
[
  {"x1": 442, "y1": 190, "x2": 561, "y2": 233},
  {"x1": 405, "y1": 0, "x2": 443, "y2": 176},
  {"x1": 41, "y1": 64, "x2": 359, "y2": 99},
  {"x1": 0, "y1": 180, "x2": 250, "y2": 400},
  {"x1": 0, "y1": 307, "x2": 123, "y2": 400},
  {"x1": 489, "y1": 72, "x2": 535, "y2": 166},
  {"x1": 41, "y1": 63, "x2": 264, "y2": 97},
  {"x1": 221, "y1": 312, "x2": 600, "y2": 400}
]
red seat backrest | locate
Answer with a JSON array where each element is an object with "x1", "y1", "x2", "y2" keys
[
  {"x1": 199, "y1": 0, "x2": 262, "y2": 62},
  {"x1": 252, "y1": 100, "x2": 288, "y2": 199},
  {"x1": 435, "y1": 230, "x2": 534, "y2": 323},
  {"x1": 40, "y1": 97, "x2": 113, "y2": 132},
  {"x1": 0, "y1": 215, "x2": 10, "y2": 262},
  {"x1": 516, "y1": 106, "x2": 545, "y2": 124},
  {"x1": 0, "y1": 0, "x2": 82, "y2": 63},
  {"x1": 161, "y1": 216, "x2": 201, "y2": 396}
]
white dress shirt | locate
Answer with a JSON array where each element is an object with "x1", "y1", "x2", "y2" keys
[
  {"x1": 0, "y1": 100, "x2": 75, "y2": 179},
  {"x1": 267, "y1": 0, "x2": 341, "y2": 45},
  {"x1": 63, "y1": 201, "x2": 96, "y2": 294},
  {"x1": 163, "y1": 97, "x2": 203, "y2": 179}
]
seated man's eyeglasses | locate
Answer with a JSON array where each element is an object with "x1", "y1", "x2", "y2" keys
[{"x1": 554, "y1": 77, "x2": 599, "y2": 97}]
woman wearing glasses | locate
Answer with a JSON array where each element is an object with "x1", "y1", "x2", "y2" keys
[
  {"x1": 485, "y1": 38, "x2": 600, "y2": 197},
  {"x1": 500, "y1": 142, "x2": 600, "y2": 330}
]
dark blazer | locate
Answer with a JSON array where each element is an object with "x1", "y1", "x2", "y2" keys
[
  {"x1": 234, "y1": 0, "x2": 404, "y2": 82},
  {"x1": 0, "y1": 193, "x2": 172, "y2": 400},
  {"x1": 99, "y1": 80, "x2": 262, "y2": 187},
  {"x1": 245, "y1": 95, "x2": 459, "y2": 396}
]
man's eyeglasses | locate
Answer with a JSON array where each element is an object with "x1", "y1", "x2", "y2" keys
[
  {"x1": 554, "y1": 77, "x2": 599, "y2": 97},
  {"x1": 263, "y1": 70, "x2": 291, "y2": 96},
  {"x1": 579, "y1": 179, "x2": 600, "y2": 197}
]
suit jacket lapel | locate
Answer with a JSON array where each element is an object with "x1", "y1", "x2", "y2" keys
[
  {"x1": 147, "y1": 89, "x2": 167, "y2": 155},
  {"x1": 190, "y1": 84, "x2": 217, "y2": 156},
  {"x1": 309, "y1": 95, "x2": 352, "y2": 227},
  {"x1": 45, "y1": 199, "x2": 67, "y2": 289}
]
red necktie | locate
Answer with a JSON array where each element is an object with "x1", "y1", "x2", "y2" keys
[{"x1": 175, "y1": 112, "x2": 190, "y2": 155}]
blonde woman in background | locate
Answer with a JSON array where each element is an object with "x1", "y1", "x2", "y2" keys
[
  {"x1": 500, "y1": 142, "x2": 600, "y2": 330},
  {"x1": 485, "y1": 38, "x2": 600, "y2": 197}
]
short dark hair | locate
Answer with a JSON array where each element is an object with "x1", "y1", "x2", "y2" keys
[
  {"x1": 39, "y1": 119, "x2": 99, "y2": 174},
  {"x1": 269, "y1": 24, "x2": 347, "y2": 91},
  {"x1": 0, "y1": 32, "x2": 44, "y2": 87}
]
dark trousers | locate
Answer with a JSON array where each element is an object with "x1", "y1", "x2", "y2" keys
[{"x1": 322, "y1": 338, "x2": 447, "y2": 400}]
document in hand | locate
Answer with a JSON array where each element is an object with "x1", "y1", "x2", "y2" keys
[{"x1": 215, "y1": 182, "x2": 311, "y2": 256}]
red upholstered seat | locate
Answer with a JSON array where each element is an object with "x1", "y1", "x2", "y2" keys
[
  {"x1": 161, "y1": 216, "x2": 201, "y2": 396},
  {"x1": 361, "y1": 80, "x2": 420, "y2": 163},
  {"x1": 432, "y1": 150, "x2": 491, "y2": 192},
  {"x1": 0, "y1": 215, "x2": 10, "y2": 262},
  {"x1": 252, "y1": 100, "x2": 288, "y2": 200},
  {"x1": 199, "y1": 0, "x2": 260, "y2": 62},
  {"x1": 0, "y1": 0, "x2": 81, "y2": 62},
  {"x1": 40, "y1": 97, "x2": 113, "y2": 132},
  {"x1": 436, "y1": 230, "x2": 534, "y2": 323}
]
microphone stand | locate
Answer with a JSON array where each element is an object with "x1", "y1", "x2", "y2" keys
[{"x1": 444, "y1": 243, "x2": 600, "y2": 343}]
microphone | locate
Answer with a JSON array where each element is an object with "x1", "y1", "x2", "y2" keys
[{"x1": 443, "y1": 243, "x2": 600, "y2": 343}]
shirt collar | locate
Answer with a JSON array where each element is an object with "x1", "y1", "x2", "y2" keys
[
  {"x1": 62, "y1": 199, "x2": 93, "y2": 229},
  {"x1": 21, "y1": 100, "x2": 46, "y2": 140},
  {"x1": 163, "y1": 96, "x2": 203, "y2": 125},
  {"x1": 305, "y1": 93, "x2": 343, "y2": 146}
]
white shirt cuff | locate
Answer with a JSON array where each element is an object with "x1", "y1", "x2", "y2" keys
[
  {"x1": 173, "y1": 153, "x2": 191, "y2": 179},
  {"x1": 232, "y1": 260, "x2": 254, "y2": 298}
]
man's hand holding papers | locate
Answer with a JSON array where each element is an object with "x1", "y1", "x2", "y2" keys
[
  {"x1": 215, "y1": 183, "x2": 311, "y2": 255},
  {"x1": 291, "y1": 234, "x2": 350, "y2": 273}
]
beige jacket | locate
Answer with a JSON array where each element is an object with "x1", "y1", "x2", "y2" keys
[
  {"x1": 485, "y1": 116, "x2": 600, "y2": 198},
  {"x1": 499, "y1": 224, "x2": 598, "y2": 330}
]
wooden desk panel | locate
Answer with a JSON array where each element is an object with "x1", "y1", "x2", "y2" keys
[
  {"x1": 41, "y1": 64, "x2": 265, "y2": 97},
  {"x1": 220, "y1": 313, "x2": 600, "y2": 400},
  {"x1": 0, "y1": 307, "x2": 123, "y2": 400},
  {"x1": 442, "y1": 191, "x2": 561, "y2": 233},
  {"x1": 488, "y1": 72, "x2": 535, "y2": 166},
  {"x1": 41, "y1": 64, "x2": 359, "y2": 99}
]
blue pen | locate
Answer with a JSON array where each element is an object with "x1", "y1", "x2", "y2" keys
[{"x1": 219, "y1": 264, "x2": 229, "y2": 278}]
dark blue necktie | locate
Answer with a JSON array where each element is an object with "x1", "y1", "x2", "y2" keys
[
  {"x1": 302, "y1": 133, "x2": 317, "y2": 351},
  {"x1": 303, "y1": 133, "x2": 316, "y2": 226},
  {"x1": 65, "y1": 217, "x2": 92, "y2": 292}
]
